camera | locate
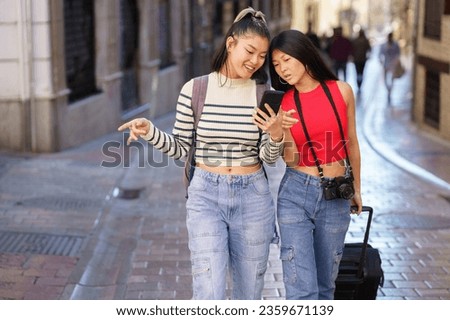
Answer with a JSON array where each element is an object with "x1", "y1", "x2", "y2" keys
[{"x1": 322, "y1": 175, "x2": 355, "y2": 200}]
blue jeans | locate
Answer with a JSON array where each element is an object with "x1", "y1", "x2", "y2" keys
[
  {"x1": 277, "y1": 168, "x2": 351, "y2": 300},
  {"x1": 186, "y1": 167, "x2": 275, "y2": 299}
]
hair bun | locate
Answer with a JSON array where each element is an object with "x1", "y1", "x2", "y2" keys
[{"x1": 233, "y1": 7, "x2": 266, "y2": 24}]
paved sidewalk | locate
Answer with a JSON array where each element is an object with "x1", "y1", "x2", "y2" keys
[
  {"x1": 362, "y1": 57, "x2": 450, "y2": 190},
  {"x1": 0, "y1": 133, "x2": 126, "y2": 299},
  {"x1": 1, "y1": 53, "x2": 450, "y2": 300}
]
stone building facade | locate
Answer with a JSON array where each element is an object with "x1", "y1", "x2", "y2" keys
[
  {"x1": 413, "y1": 0, "x2": 450, "y2": 141},
  {"x1": 0, "y1": 0, "x2": 291, "y2": 152}
]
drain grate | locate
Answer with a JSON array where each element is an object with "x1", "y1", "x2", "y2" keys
[
  {"x1": 15, "y1": 196, "x2": 102, "y2": 211},
  {"x1": 112, "y1": 187, "x2": 143, "y2": 200},
  {"x1": 374, "y1": 213, "x2": 450, "y2": 230},
  {"x1": 0, "y1": 231, "x2": 85, "y2": 256}
]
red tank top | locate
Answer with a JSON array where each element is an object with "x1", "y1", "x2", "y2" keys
[{"x1": 281, "y1": 81, "x2": 348, "y2": 167}]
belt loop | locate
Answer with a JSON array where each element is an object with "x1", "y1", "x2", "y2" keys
[{"x1": 304, "y1": 173, "x2": 311, "y2": 186}]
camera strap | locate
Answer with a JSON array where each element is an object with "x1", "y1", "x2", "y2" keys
[
  {"x1": 293, "y1": 89, "x2": 325, "y2": 181},
  {"x1": 320, "y1": 82, "x2": 352, "y2": 172},
  {"x1": 293, "y1": 82, "x2": 352, "y2": 183}
]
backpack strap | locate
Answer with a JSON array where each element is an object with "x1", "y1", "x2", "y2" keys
[
  {"x1": 184, "y1": 75, "x2": 208, "y2": 198},
  {"x1": 256, "y1": 82, "x2": 270, "y2": 106},
  {"x1": 191, "y1": 75, "x2": 209, "y2": 128}
]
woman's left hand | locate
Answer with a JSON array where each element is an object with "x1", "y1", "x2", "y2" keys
[
  {"x1": 351, "y1": 192, "x2": 363, "y2": 215},
  {"x1": 253, "y1": 104, "x2": 297, "y2": 141}
]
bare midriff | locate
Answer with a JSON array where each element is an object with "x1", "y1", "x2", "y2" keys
[
  {"x1": 196, "y1": 163, "x2": 261, "y2": 175},
  {"x1": 291, "y1": 159, "x2": 346, "y2": 178}
]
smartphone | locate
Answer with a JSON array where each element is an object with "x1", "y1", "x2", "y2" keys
[{"x1": 258, "y1": 90, "x2": 284, "y2": 115}]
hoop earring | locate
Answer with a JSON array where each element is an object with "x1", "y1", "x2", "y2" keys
[{"x1": 279, "y1": 76, "x2": 288, "y2": 85}]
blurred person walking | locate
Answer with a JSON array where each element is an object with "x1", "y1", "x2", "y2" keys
[
  {"x1": 118, "y1": 8, "x2": 292, "y2": 300},
  {"x1": 329, "y1": 26, "x2": 353, "y2": 81},
  {"x1": 269, "y1": 30, "x2": 362, "y2": 300},
  {"x1": 306, "y1": 23, "x2": 333, "y2": 70},
  {"x1": 352, "y1": 29, "x2": 371, "y2": 92},
  {"x1": 378, "y1": 32, "x2": 401, "y2": 104}
]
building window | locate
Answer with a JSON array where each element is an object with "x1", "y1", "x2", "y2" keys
[
  {"x1": 424, "y1": 0, "x2": 443, "y2": 40},
  {"x1": 214, "y1": 0, "x2": 236, "y2": 37},
  {"x1": 233, "y1": 0, "x2": 240, "y2": 17},
  {"x1": 245, "y1": 0, "x2": 253, "y2": 9},
  {"x1": 424, "y1": 70, "x2": 440, "y2": 129},
  {"x1": 257, "y1": 0, "x2": 264, "y2": 11},
  {"x1": 213, "y1": 1, "x2": 224, "y2": 37},
  {"x1": 159, "y1": 0, "x2": 173, "y2": 69},
  {"x1": 269, "y1": 0, "x2": 283, "y2": 20},
  {"x1": 120, "y1": 0, "x2": 139, "y2": 111},
  {"x1": 63, "y1": 0, "x2": 98, "y2": 103}
]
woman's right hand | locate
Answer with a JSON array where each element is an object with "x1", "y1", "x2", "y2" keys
[
  {"x1": 118, "y1": 118, "x2": 151, "y2": 145},
  {"x1": 281, "y1": 109, "x2": 298, "y2": 129}
]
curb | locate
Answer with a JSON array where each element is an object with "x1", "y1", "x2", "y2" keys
[{"x1": 362, "y1": 85, "x2": 450, "y2": 193}]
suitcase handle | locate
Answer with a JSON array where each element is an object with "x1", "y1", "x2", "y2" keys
[{"x1": 350, "y1": 205, "x2": 373, "y2": 278}]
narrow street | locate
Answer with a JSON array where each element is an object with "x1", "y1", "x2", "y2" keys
[{"x1": 1, "y1": 51, "x2": 450, "y2": 300}]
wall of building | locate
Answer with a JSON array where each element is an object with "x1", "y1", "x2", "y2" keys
[
  {"x1": 291, "y1": 0, "x2": 371, "y2": 38},
  {"x1": 414, "y1": 0, "x2": 450, "y2": 141},
  {"x1": 0, "y1": 0, "x2": 291, "y2": 153},
  {"x1": 0, "y1": 0, "x2": 188, "y2": 152},
  {"x1": 0, "y1": 0, "x2": 39, "y2": 151},
  {"x1": 55, "y1": 0, "x2": 122, "y2": 151}
]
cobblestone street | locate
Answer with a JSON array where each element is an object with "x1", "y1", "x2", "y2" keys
[{"x1": 1, "y1": 53, "x2": 450, "y2": 300}]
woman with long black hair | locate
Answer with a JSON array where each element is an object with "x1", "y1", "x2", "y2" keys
[{"x1": 269, "y1": 29, "x2": 362, "y2": 300}]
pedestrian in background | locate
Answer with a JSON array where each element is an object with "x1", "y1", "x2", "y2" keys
[
  {"x1": 118, "y1": 7, "x2": 293, "y2": 300},
  {"x1": 268, "y1": 29, "x2": 362, "y2": 300},
  {"x1": 328, "y1": 26, "x2": 353, "y2": 81},
  {"x1": 306, "y1": 22, "x2": 321, "y2": 50},
  {"x1": 378, "y1": 32, "x2": 401, "y2": 104},
  {"x1": 306, "y1": 23, "x2": 333, "y2": 70},
  {"x1": 352, "y1": 29, "x2": 371, "y2": 92}
]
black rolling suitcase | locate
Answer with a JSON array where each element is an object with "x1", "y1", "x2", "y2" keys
[{"x1": 334, "y1": 206, "x2": 384, "y2": 299}]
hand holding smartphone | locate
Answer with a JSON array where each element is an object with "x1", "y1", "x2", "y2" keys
[{"x1": 258, "y1": 90, "x2": 284, "y2": 115}]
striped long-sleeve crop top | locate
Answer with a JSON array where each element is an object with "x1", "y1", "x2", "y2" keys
[{"x1": 142, "y1": 72, "x2": 284, "y2": 167}]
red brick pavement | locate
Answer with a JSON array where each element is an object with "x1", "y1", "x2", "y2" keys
[{"x1": 0, "y1": 253, "x2": 77, "y2": 299}]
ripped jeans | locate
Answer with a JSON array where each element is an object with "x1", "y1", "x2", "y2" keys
[
  {"x1": 186, "y1": 167, "x2": 275, "y2": 300},
  {"x1": 277, "y1": 168, "x2": 351, "y2": 300}
]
